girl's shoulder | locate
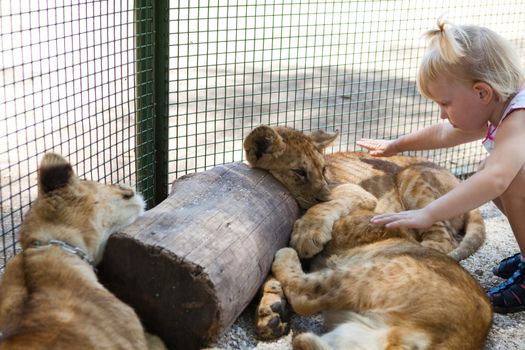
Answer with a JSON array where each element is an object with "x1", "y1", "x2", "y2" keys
[
  {"x1": 502, "y1": 89, "x2": 525, "y2": 120},
  {"x1": 510, "y1": 89, "x2": 525, "y2": 106},
  {"x1": 500, "y1": 109, "x2": 525, "y2": 132}
]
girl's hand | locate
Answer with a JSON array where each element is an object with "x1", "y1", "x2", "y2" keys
[
  {"x1": 356, "y1": 139, "x2": 398, "y2": 157},
  {"x1": 370, "y1": 209, "x2": 436, "y2": 229}
]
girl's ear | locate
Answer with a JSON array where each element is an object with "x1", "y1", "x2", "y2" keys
[{"x1": 473, "y1": 82, "x2": 494, "y2": 104}]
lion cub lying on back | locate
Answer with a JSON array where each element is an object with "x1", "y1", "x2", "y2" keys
[
  {"x1": 0, "y1": 153, "x2": 165, "y2": 350},
  {"x1": 244, "y1": 126, "x2": 492, "y2": 349}
]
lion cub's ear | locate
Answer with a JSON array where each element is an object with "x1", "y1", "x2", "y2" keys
[
  {"x1": 244, "y1": 125, "x2": 286, "y2": 168},
  {"x1": 38, "y1": 153, "x2": 76, "y2": 194},
  {"x1": 308, "y1": 130, "x2": 339, "y2": 151}
]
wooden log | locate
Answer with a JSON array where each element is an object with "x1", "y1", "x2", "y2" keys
[{"x1": 98, "y1": 162, "x2": 300, "y2": 350}]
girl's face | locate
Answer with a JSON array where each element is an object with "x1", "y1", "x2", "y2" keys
[{"x1": 426, "y1": 77, "x2": 491, "y2": 130}]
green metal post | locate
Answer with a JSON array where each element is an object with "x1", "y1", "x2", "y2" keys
[
  {"x1": 135, "y1": 0, "x2": 155, "y2": 207},
  {"x1": 135, "y1": 0, "x2": 169, "y2": 208},
  {"x1": 153, "y1": 0, "x2": 170, "y2": 204}
]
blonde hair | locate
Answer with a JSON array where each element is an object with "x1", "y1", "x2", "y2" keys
[{"x1": 417, "y1": 19, "x2": 525, "y2": 101}]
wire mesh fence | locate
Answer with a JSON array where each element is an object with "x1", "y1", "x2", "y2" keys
[
  {"x1": 168, "y1": 0, "x2": 525, "y2": 180},
  {"x1": 0, "y1": 0, "x2": 156, "y2": 269},
  {"x1": 1, "y1": 0, "x2": 525, "y2": 270}
]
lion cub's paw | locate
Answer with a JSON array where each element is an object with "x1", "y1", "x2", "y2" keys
[
  {"x1": 255, "y1": 277, "x2": 290, "y2": 340},
  {"x1": 290, "y1": 217, "x2": 332, "y2": 258}
]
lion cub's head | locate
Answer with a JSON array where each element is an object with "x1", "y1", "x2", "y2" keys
[
  {"x1": 244, "y1": 125, "x2": 338, "y2": 209},
  {"x1": 19, "y1": 153, "x2": 145, "y2": 264}
]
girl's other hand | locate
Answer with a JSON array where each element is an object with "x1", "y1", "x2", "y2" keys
[
  {"x1": 356, "y1": 139, "x2": 398, "y2": 157},
  {"x1": 370, "y1": 209, "x2": 435, "y2": 230}
]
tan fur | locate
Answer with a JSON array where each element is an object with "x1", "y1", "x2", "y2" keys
[
  {"x1": 0, "y1": 153, "x2": 166, "y2": 350},
  {"x1": 244, "y1": 126, "x2": 492, "y2": 349}
]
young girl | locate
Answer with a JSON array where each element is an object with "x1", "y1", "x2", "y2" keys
[{"x1": 357, "y1": 19, "x2": 525, "y2": 314}]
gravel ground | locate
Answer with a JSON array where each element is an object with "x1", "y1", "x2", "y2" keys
[{"x1": 212, "y1": 202, "x2": 525, "y2": 350}]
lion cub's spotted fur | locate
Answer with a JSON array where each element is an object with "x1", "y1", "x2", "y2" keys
[
  {"x1": 244, "y1": 126, "x2": 492, "y2": 349},
  {"x1": 0, "y1": 153, "x2": 165, "y2": 350}
]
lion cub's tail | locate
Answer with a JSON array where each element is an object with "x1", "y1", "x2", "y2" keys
[{"x1": 448, "y1": 209, "x2": 486, "y2": 261}]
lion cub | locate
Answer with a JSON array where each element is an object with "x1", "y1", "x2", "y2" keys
[
  {"x1": 0, "y1": 153, "x2": 165, "y2": 350},
  {"x1": 244, "y1": 126, "x2": 492, "y2": 349}
]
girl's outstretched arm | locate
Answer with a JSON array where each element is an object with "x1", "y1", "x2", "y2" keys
[
  {"x1": 372, "y1": 110, "x2": 525, "y2": 229},
  {"x1": 357, "y1": 121, "x2": 485, "y2": 156}
]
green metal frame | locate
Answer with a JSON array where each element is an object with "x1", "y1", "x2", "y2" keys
[
  {"x1": 135, "y1": 0, "x2": 170, "y2": 208},
  {"x1": 153, "y1": 0, "x2": 170, "y2": 205}
]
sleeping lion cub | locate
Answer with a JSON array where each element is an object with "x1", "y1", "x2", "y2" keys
[
  {"x1": 0, "y1": 153, "x2": 165, "y2": 350},
  {"x1": 244, "y1": 126, "x2": 492, "y2": 349}
]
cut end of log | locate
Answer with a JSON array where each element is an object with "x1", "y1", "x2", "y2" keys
[{"x1": 98, "y1": 233, "x2": 221, "y2": 349}]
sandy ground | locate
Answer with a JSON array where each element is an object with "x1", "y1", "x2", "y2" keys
[{"x1": 213, "y1": 202, "x2": 525, "y2": 350}]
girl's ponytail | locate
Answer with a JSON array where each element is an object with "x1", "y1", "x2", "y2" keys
[{"x1": 425, "y1": 19, "x2": 469, "y2": 64}]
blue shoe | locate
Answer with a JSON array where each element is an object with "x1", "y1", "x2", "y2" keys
[
  {"x1": 488, "y1": 263, "x2": 525, "y2": 314},
  {"x1": 492, "y1": 253, "x2": 522, "y2": 279}
]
